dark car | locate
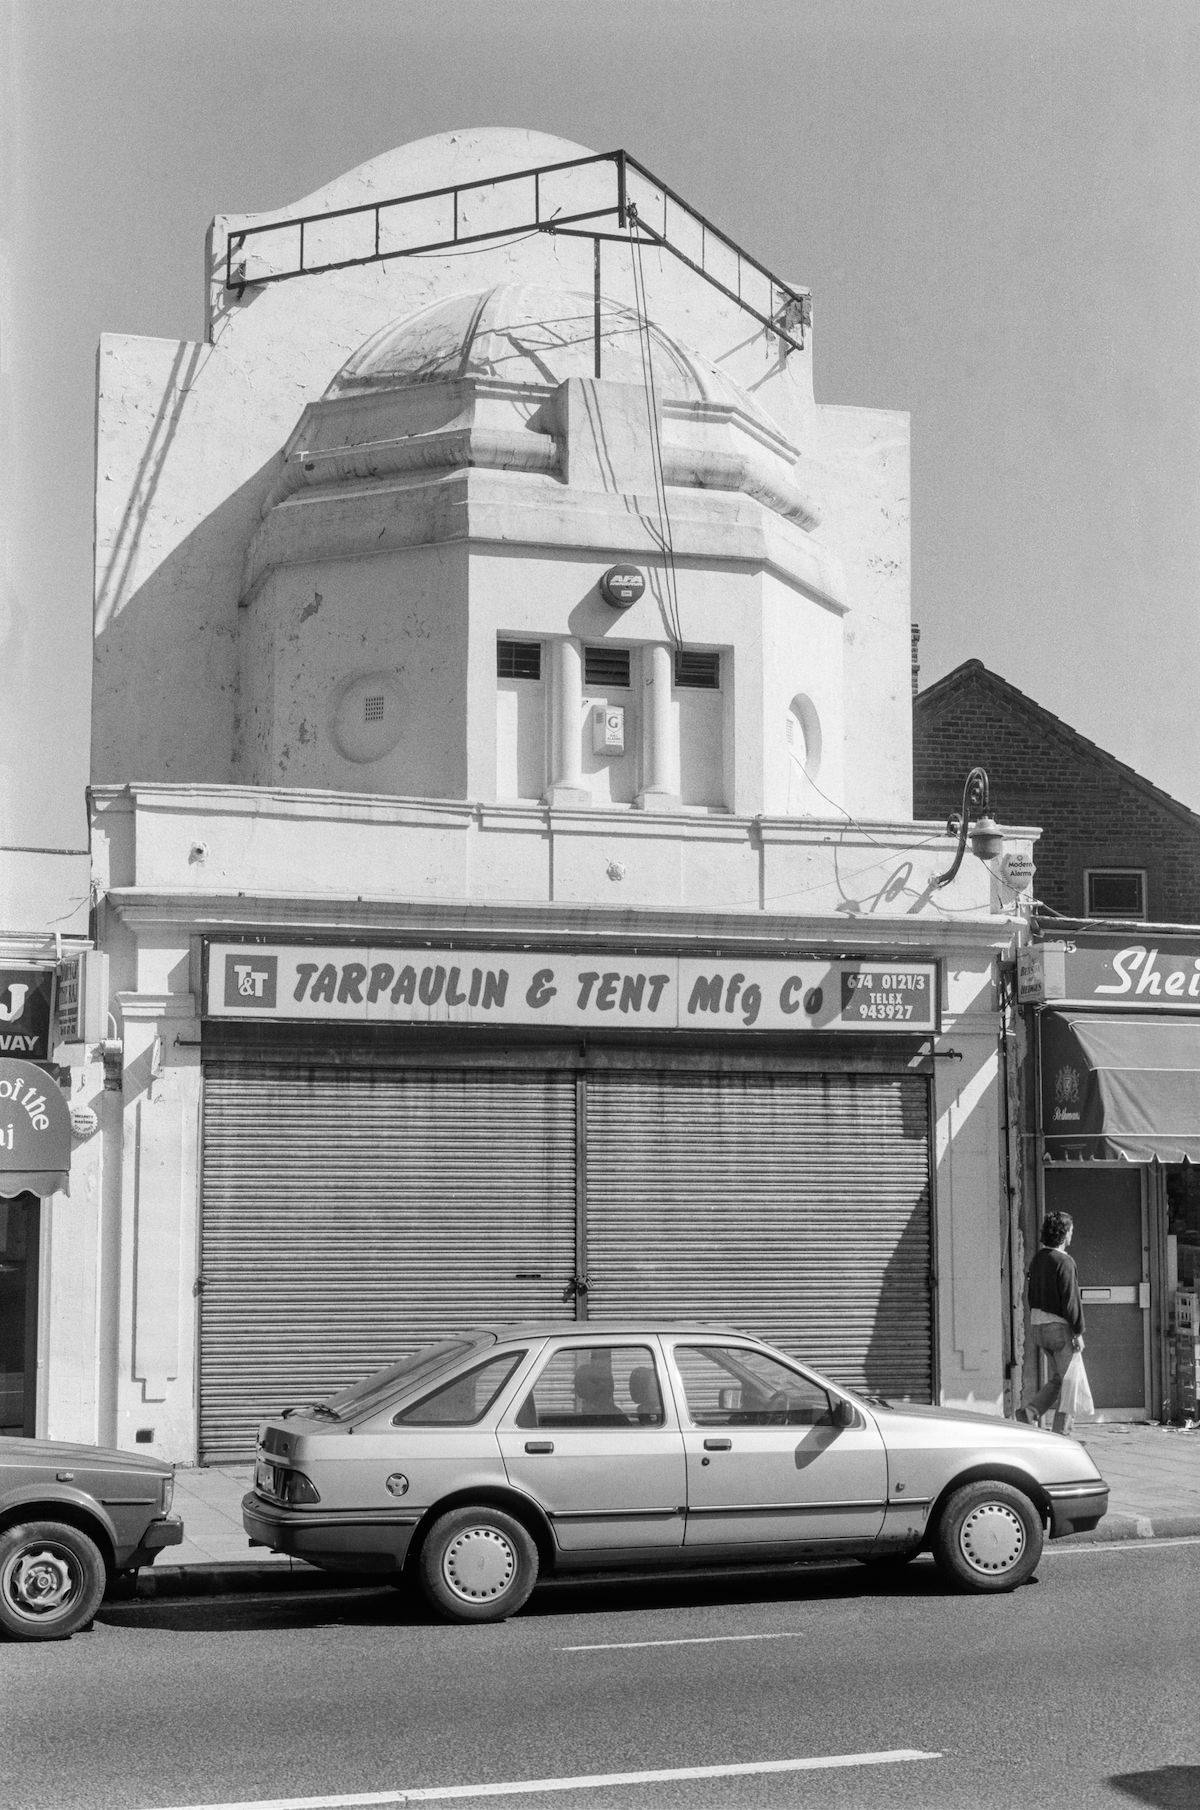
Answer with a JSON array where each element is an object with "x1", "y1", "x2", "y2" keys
[
  {"x1": 243, "y1": 1322, "x2": 1109, "y2": 1622},
  {"x1": 0, "y1": 1436, "x2": 182, "y2": 1640}
]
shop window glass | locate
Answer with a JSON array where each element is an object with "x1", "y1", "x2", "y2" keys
[{"x1": 0, "y1": 1197, "x2": 38, "y2": 1437}]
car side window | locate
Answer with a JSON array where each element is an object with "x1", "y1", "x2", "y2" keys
[
  {"x1": 673, "y1": 1345, "x2": 834, "y2": 1428},
  {"x1": 392, "y1": 1351, "x2": 526, "y2": 1425},
  {"x1": 514, "y1": 1345, "x2": 664, "y2": 1430}
]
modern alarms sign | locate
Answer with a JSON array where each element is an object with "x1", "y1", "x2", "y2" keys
[{"x1": 207, "y1": 945, "x2": 938, "y2": 1034}]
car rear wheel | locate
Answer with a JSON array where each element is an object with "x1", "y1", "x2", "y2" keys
[
  {"x1": 933, "y1": 1481, "x2": 1043, "y2": 1593},
  {"x1": 416, "y1": 1505, "x2": 539, "y2": 1623},
  {"x1": 0, "y1": 1521, "x2": 107, "y2": 1641}
]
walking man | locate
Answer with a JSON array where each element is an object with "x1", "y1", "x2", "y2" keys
[{"x1": 1016, "y1": 1211, "x2": 1086, "y2": 1435}]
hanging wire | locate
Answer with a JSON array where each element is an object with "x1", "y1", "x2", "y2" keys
[
  {"x1": 786, "y1": 746, "x2": 946, "y2": 854},
  {"x1": 627, "y1": 204, "x2": 685, "y2": 649}
]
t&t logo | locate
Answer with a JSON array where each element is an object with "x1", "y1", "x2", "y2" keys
[{"x1": 223, "y1": 954, "x2": 278, "y2": 1010}]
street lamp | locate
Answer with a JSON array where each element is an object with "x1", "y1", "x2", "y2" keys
[{"x1": 933, "y1": 766, "x2": 1004, "y2": 888}]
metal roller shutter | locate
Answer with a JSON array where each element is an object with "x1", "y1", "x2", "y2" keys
[
  {"x1": 199, "y1": 1066, "x2": 577, "y2": 1462},
  {"x1": 584, "y1": 1070, "x2": 933, "y2": 1399}
]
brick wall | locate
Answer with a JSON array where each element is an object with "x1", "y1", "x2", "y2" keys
[{"x1": 914, "y1": 667, "x2": 1200, "y2": 922}]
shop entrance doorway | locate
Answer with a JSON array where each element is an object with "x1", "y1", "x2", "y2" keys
[
  {"x1": 0, "y1": 1194, "x2": 40, "y2": 1436},
  {"x1": 1043, "y1": 1168, "x2": 1149, "y2": 1419}
]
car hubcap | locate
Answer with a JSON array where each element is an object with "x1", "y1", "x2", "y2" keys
[
  {"x1": 442, "y1": 1526, "x2": 517, "y2": 1603},
  {"x1": 4, "y1": 1546, "x2": 80, "y2": 1620},
  {"x1": 958, "y1": 1503, "x2": 1026, "y2": 1575}
]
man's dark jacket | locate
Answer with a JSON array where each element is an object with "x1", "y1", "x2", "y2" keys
[{"x1": 1027, "y1": 1245, "x2": 1085, "y2": 1336}]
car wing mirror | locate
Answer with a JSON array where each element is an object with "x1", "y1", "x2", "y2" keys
[{"x1": 831, "y1": 1397, "x2": 856, "y2": 1428}]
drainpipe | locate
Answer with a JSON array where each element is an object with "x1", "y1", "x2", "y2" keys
[{"x1": 999, "y1": 960, "x2": 1024, "y2": 1414}]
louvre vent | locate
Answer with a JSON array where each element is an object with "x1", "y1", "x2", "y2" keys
[
  {"x1": 584, "y1": 645, "x2": 631, "y2": 689},
  {"x1": 674, "y1": 649, "x2": 721, "y2": 689},
  {"x1": 497, "y1": 639, "x2": 542, "y2": 680}
]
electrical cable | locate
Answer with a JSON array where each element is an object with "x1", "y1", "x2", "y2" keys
[{"x1": 786, "y1": 747, "x2": 945, "y2": 854}]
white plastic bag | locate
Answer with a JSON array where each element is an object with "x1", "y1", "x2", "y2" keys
[{"x1": 1059, "y1": 1350, "x2": 1094, "y2": 1419}]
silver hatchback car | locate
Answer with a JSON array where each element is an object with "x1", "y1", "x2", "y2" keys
[{"x1": 242, "y1": 1323, "x2": 1108, "y2": 1622}]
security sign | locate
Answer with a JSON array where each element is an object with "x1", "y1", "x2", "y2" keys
[
  {"x1": 1000, "y1": 852, "x2": 1035, "y2": 892},
  {"x1": 599, "y1": 565, "x2": 645, "y2": 609}
]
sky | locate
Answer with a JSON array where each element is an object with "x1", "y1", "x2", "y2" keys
[{"x1": 4, "y1": 0, "x2": 1199, "y2": 861}]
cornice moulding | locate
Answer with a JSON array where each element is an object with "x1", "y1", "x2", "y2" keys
[{"x1": 101, "y1": 887, "x2": 1023, "y2": 954}]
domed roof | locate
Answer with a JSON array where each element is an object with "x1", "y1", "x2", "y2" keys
[{"x1": 327, "y1": 283, "x2": 782, "y2": 432}]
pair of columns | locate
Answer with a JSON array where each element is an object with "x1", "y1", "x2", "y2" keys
[{"x1": 544, "y1": 640, "x2": 679, "y2": 812}]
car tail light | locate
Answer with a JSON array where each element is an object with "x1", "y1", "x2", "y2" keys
[
  {"x1": 162, "y1": 1470, "x2": 175, "y2": 1515},
  {"x1": 279, "y1": 1470, "x2": 321, "y2": 1506}
]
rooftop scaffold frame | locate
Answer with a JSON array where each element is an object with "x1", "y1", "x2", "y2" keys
[{"x1": 224, "y1": 148, "x2": 812, "y2": 358}]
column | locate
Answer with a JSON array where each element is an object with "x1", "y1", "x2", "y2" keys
[
  {"x1": 544, "y1": 637, "x2": 589, "y2": 807},
  {"x1": 636, "y1": 642, "x2": 680, "y2": 811}
]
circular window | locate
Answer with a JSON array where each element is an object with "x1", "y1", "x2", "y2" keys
[
  {"x1": 331, "y1": 672, "x2": 404, "y2": 763},
  {"x1": 786, "y1": 694, "x2": 823, "y2": 807}
]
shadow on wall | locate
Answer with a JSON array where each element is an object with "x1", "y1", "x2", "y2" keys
[
  {"x1": 863, "y1": 1080, "x2": 936, "y2": 1402},
  {"x1": 92, "y1": 452, "x2": 282, "y2": 787},
  {"x1": 862, "y1": 1201, "x2": 935, "y2": 1402}
]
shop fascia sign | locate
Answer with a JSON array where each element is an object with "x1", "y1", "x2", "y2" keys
[
  {"x1": 205, "y1": 944, "x2": 939, "y2": 1034},
  {"x1": 0, "y1": 1057, "x2": 72, "y2": 1198},
  {"x1": 0, "y1": 966, "x2": 55, "y2": 1058},
  {"x1": 1019, "y1": 932, "x2": 1200, "y2": 1009}
]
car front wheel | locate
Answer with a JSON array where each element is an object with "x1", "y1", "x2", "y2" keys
[
  {"x1": 0, "y1": 1521, "x2": 108, "y2": 1641},
  {"x1": 933, "y1": 1481, "x2": 1043, "y2": 1593},
  {"x1": 416, "y1": 1505, "x2": 539, "y2": 1623}
]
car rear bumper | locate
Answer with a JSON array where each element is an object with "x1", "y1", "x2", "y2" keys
[
  {"x1": 123, "y1": 1514, "x2": 185, "y2": 1571},
  {"x1": 241, "y1": 1491, "x2": 418, "y2": 1573},
  {"x1": 1045, "y1": 1480, "x2": 1110, "y2": 1538}
]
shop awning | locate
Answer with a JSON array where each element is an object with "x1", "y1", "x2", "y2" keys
[
  {"x1": 0, "y1": 1058, "x2": 71, "y2": 1197},
  {"x1": 1040, "y1": 1011, "x2": 1200, "y2": 1163}
]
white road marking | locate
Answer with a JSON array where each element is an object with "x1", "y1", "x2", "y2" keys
[
  {"x1": 142, "y1": 1750, "x2": 941, "y2": 1810},
  {"x1": 563, "y1": 1629, "x2": 807, "y2": 1651}
]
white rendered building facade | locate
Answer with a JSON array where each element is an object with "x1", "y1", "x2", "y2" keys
[{"x1": 57, "y1": 130, "x2": 1035, "y2": 1461}]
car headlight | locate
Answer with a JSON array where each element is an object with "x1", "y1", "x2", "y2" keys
[{"x1": 162, "y1": 1469, "x2": 175, "y2": 1515}]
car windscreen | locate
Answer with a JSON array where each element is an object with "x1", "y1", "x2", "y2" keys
[{"x1": 323, "y1": 1339, "x2": 488, "y2": 1421}]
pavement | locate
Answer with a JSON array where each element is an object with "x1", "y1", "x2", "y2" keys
[{"x1": 128, "y1": 1419, "x2": 1200, "y2": 1600}]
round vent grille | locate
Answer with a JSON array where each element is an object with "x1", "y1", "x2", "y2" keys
[{"x1": 331, "y1": 672, "x2": 404, "y2": 763}]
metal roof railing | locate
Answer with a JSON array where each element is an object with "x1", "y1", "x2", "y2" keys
[{"x1": 225, "y1": 149, "x2": 810, "y2": 356}]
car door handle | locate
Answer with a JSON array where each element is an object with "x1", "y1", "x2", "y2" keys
[
  {"x1": 703, "y1": 1438, "x2": 732, "y2": 1451},
  {"x1": 524, "y1": 1441, "x2": 554, "y2": 1454}
]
